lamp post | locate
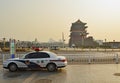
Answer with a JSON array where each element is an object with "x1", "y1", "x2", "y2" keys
[
  {"x1": 112, "y1": 40, "x2": 115, "y2": 51},
  {"x1": 105, "y1": 39, "x2": 106, "y2": 52},
  {"x1": 62, "y1": 32, "x2": 65, "y2": 48},
  {"x1": 3, "y1": 38, "x2": 6, "y2": 48},
  {"x1": 80, "y1": 33, "x2": 84, "y2": 48}
]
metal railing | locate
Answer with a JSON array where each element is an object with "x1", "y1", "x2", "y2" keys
[
  {"x1": 0, "y1": 52, "x2": 120, "y2": 64},
  {"x1": 58, "y1": 53, "x2": 119, "y2": 64}
]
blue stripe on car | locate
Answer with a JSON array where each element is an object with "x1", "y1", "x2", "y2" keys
[{"x1": 13, "y1": 60, "x2": 40, "y2": 69}]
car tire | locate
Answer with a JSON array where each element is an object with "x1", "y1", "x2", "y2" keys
[
  {"x1": 8, "y1": 63, "x2": 18, "y2": 72},
  {"x1": 47, "y1": 63, "x2": 57, "y2": 72}
]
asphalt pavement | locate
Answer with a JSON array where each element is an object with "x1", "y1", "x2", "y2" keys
[{"x1": 1, "y1": 64, "x2": 120, "y2": 83}]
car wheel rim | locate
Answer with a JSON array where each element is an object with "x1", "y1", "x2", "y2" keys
[
  {"x1": 48, "y1": 64, "x2": 56, "y2": 71},
  {"x1": 10, "y1": 64, "x2": 17, "y2": 71}
]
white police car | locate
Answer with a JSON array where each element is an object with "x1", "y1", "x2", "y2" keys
[{"x1": 3, "y1": 51, "x2": 67, "y2": 72}]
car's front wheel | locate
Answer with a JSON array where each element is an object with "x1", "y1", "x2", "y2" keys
[
  {"x1": 8, "y1": 63, "x2": 18, "y2": 72},
  {"x1": 47, "y1": 63, "x2": 57, "y2": 72}
]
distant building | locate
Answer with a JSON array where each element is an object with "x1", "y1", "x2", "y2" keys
[
  {"x1": 103, "y1": 42, "x2": 120, "y2": 48},
  {"x1": 16, "y1": 41, "x2": 32, "y2": 48},
  {"x1": 0, "y1": 39, "x2": 9, "y2": 48},
  {"x1": 96, "y1": 40, "x2": 103, "y2": 45},
  {"x1": 69, "y1": 19, "x2": 98, "y2": 47},
  {"x1": 39, "y1": 41, "x2": 67, "y2": 48}
]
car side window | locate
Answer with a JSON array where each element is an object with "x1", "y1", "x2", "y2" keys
[
  {"x1": 25, "y1": 53, "x2": 38, "y2": 59},
  {"x1": 37, "y1": 52, "x2": 50, "y2": 58}
]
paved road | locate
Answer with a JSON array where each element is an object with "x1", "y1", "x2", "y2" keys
[{"x1": 1, "y1": 64, "x2": 120, "y2": 83}]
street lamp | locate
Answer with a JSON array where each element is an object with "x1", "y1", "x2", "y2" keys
[
  {"x1": 112, "y1": 40, "x2": 115, "y2": 51},
  {"x1": 105, "y1": 39, "x2": 106, "y2": 51},
  {"x1": 3, "y1": 38, "x2": 6, "y2": 48},
  {"x1": 62, "y1": 32, "x2": 65, "y2": 48},
  {"x1": 80, "y1": 33, "x2": 85, "y2": 47}
]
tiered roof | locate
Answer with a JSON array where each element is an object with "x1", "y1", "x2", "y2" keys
[{"x1": 73, "y1": 19, "x2": 87, "y2": 25}]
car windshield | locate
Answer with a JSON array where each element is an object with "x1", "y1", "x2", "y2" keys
[
  {"x1": 49, "y1": 52, "x2": 58, "y2": 57},
  {"x1": 21, "y1": 54, "x2": 27, "y2": 59}
]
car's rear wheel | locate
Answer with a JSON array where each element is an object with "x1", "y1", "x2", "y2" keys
[
  {"x1": 47, "y1": 63, "x2": 57, "y2": 72},
  {"x1": 8, "y1": 63, "x2": 18, "y2": 72}
]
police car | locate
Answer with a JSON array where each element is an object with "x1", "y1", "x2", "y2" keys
[{"x1": 3, "y1": 51, "x2": 67, "y2": 72}]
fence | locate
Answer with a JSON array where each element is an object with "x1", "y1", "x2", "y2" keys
[
  {"x1": 58, "y1": 53, "x2": 119, "y2": 64},
  {"x1": 0, "y1": 52, "x2": 26, "y2": 64},
  {"x1": 0, "y1": 52, "x2": 120, "y2": 64},
  {"x1": 60, "y1": 48, "x2": 120, "y2": 52}
]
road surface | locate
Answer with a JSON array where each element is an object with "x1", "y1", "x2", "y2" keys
[{"x1": 0, "y1": 64, "x2": 120, "y2": 83}]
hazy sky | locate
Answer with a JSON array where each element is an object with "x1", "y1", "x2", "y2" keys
[{"x1": 1, "y1": 0, "x2": 120, "y2": 43}]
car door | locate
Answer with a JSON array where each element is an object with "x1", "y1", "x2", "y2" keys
[
  {"x1": 36, "y1": 52, "x2": 50, "y2": 67},
  {"x1": 24, "y1": 52, "x2": 41, "y2": 69}
]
